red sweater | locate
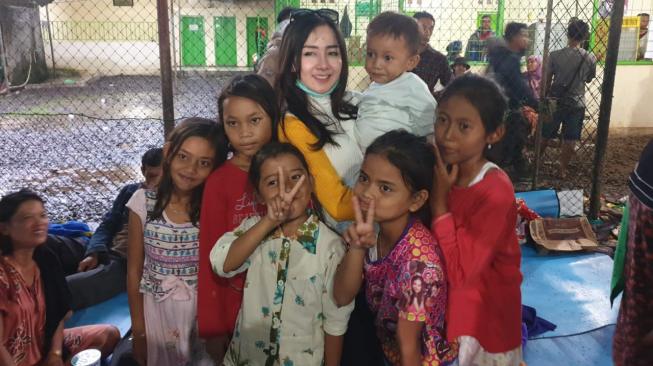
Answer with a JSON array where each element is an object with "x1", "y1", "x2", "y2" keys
[
  {"x1": 198, "y1": 161, "x2": 264, "y2": 338},
  {"x1": 431, "y1": 170, "x2": 522, "y2": 353}
]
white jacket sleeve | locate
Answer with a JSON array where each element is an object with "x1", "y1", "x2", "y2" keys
[
  {"x1": 320, "y1": 227, "x2": 355, "y2": 336},
  {"x1": 210, "y1": 216, "x2": 260, "y2": 278}
]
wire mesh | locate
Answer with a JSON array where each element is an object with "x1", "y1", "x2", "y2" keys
[{"x1": 0, "y1": 0, "x2": 646, "y2": 220}]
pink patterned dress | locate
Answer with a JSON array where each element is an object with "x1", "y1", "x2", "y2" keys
[{"x1": 364, "y1": 219, "x2": 458, "y2": 366}]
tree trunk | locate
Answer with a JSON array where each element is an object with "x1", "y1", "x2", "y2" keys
[{"x1": 0, "y1": 4, "x2": 49, "y2": 85}]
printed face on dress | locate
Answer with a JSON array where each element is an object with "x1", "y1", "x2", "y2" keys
[
  {"x1": 222, "y1": 96, "x2": 273, "y2": 161},
  {"x1": 1, "y1": 200, "x2": 49, "y2": 249},
  {"x1": 416, "y1": 17, "x2": 435, "y2": 47},
  {"x1": 354, "y1": 153, "x2": 426, "y2": 224},
  {"x1": 365, "y1": 34, "x2": 419, "y2": 84},
  {"x1": 257, "y1": 154, "x2": 313, "y2": 223},
  {"x1": 412, "y1": 277, "x2": 423, "y2": 294},
  {"x1": 168, "y1": 136, "x2": 216, "y2": 193},
  {"x1": 299, "y1": 24, "x2": 343, "y2": 94},
  {"x1": 435, "y1": 95, "x2": 491, "y2": 166}
]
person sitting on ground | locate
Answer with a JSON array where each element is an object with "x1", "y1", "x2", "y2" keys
[
  {"x1": 412, "y1": 11, "x2": 452, "y2": 100},
  {"x1": 66, "y1": 147, "x2": 162, "y2": 310},
  {"x1": 465, "y1": 14, "x2": 496, "y2": 62},
  {"x1": 354, "y1": 11, "x2": 436, "y2": 151},
  {"x1": 0, "y1": 189, "x2": 120, "y2": 366},
  {"x1": 542, "y1": 19, "x2": 596, "y2": 179},
  {"x1": 256, "y1": 6, "x2": 297, "y2": 86},
  {"x1": 451, "y1": 56, "x2": 471, "y2": 78}
]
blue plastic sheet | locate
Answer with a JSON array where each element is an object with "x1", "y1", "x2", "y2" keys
[
  {"x1": 65, "y1": 292, "x2": 131, "y2": 337},
  {"x1": 516, "y1": 189, "x2": 560, "y2": 218}
]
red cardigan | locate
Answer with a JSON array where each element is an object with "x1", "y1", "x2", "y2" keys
[
  {"x1": 197, "y1": 161, "x2": 264, "y2": 338},
  {"x1": 431, "y1": 169, "x2": 522, "y2": 353}
]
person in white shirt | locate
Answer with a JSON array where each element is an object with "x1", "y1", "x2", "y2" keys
[{"x1": 354, "y1": 12, "x2": 437, "y2": 151}]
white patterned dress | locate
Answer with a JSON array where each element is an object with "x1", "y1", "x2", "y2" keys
[
  {"x1": 126, "y1": 189, "x2": 212, "y2": 366},
  {"x1": 210, "y1": 214, "x2": 354, "y2": 366}
]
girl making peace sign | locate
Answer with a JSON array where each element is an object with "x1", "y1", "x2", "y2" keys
[
  {"x1": 334, "y1": 130, "x2": 457, "y2": 366},
  {"x1": 210, "y1": 142, "x2": 354, "y2": 366}
]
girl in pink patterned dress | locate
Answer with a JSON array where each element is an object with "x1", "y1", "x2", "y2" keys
[
  {"x1": 126, "y1": 118, "x2": 227, "y2": 366},
  {"x1": 334, "y1": 130, "x2": 457, "y2": 366}
]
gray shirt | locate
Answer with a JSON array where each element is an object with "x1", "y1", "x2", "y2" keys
[{"x1": 548, "y1": 46, "x2": 597, "y2": 108}]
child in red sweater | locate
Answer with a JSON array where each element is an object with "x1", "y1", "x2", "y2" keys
[
  {"x1": 197, "y1": 74, "x2": 279, "y2": 363},
  {"x1": 431, "y1": 75, "x2": 523, "y2": 365}
]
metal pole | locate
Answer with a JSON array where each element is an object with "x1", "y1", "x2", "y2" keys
[
  {"x1": 532, "y1": 0, "x2": 555, "y2": 189},
  {"x1": 45, "y1": 5, "x2": 56, "y2": 79},
  {"x1": 589, "y1": 0, "x2": 625, "y2": 219},
  {"x1": 157, "y1": 0, "x2": 175, "y2": 137},
  {"x1": 169, "y1": 0, "x2": 177, "y2": 72}
]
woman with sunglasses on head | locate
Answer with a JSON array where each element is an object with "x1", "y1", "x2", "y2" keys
[
  {"x1": 276, "y1": 8, "x2": 362, "y2": 231},
  {"x1": 275, "y1": 9, "x2": 385, "y2": 366}
]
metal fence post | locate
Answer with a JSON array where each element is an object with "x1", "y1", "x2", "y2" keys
[
  {"x1": 157, "y1": 0, "x2": 175, "y2": 137},
  {"x1": 588, "y1": 0, "x2": 625, "y2": 219},
  {"x1": 531, "y1": 0, "x2": 555, "y2": 190}
]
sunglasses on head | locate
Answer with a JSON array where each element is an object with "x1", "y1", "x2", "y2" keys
[{"x1": 290, "y1": 8, "x2": 339, "y2": 25}]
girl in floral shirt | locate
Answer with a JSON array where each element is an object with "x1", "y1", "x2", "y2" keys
[
  {"x1": 211, "y1": 142, "x2": 354, "y2": 366},
  {"x1": 334, "y1": 130, "x2": 457, "y2": 365}
]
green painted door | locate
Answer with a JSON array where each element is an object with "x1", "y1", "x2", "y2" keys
[
  {"x1": 214, "y1": 17, "x2": 237, "y2": 66},
  {"x1": 181, "y1": 16, "x2": 206, "y2": 66},
  {"x1": 246, "y1": 17, "x2": 269, "y2": 67}
]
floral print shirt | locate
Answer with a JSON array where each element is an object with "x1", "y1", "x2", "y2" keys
[
  {"x1": 210, "y1": 214, "x2": 354, "y2": 366},
  {"x1": 365, "y1": 220, "x2": 458, "y2": 365}
]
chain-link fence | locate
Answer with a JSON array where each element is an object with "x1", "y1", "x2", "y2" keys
[{"x1": 0, "y1": 0, "x2": 637, "y2": 221}]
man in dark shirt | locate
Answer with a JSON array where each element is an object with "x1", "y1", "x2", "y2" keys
[
  {"x1": 66, "y1": 147, "x2": 162, "y2": 309},
  {"x1": 487, "y1": 22, "x2": 537, "y2": 179},
  {"x1": 412, "y1": 11, "x2": 452, "y2": 100}
]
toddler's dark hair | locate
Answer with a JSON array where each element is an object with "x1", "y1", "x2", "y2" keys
[
  {"x1": 439, "y1": 74, "x2": 508, "y2": 134},
  {"x1": 366, "y1": 130, "x2": 434, "y2": 224},
  {"x1": 367, "y1": 12, "x2": 421, "y2": 55}
]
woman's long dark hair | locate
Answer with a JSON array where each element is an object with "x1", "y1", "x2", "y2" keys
[
  {"x1": 276, "y1": 12, "x2": 357, "y2": 150},
  {"x1": 0, "y1": 189, "x2": 45, "y2": 255},
  {"x1": 151, "y1": 117, "x2": 228, "y2": 226},
  {"x1": 217, "y1": 73, "x2": 281, "y2": 148},
  {"x1": 365, "y1": 130, "x2": 435, "y2": 225}
]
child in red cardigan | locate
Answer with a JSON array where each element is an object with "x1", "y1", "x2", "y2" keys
[
  {"x1": 430, "y1": 75, "x2": 523, "y2": 365},
  {"x1": 198, "y1": 74, "x2": 279, "y2": 363}
]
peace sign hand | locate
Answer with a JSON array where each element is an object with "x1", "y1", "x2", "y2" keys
[
  {"x1": 265, "y1": 166, "x2": 306, "y2": 224},
  {"x1": 343, "y1": 196, "x2": 376, "y2": 250}
]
